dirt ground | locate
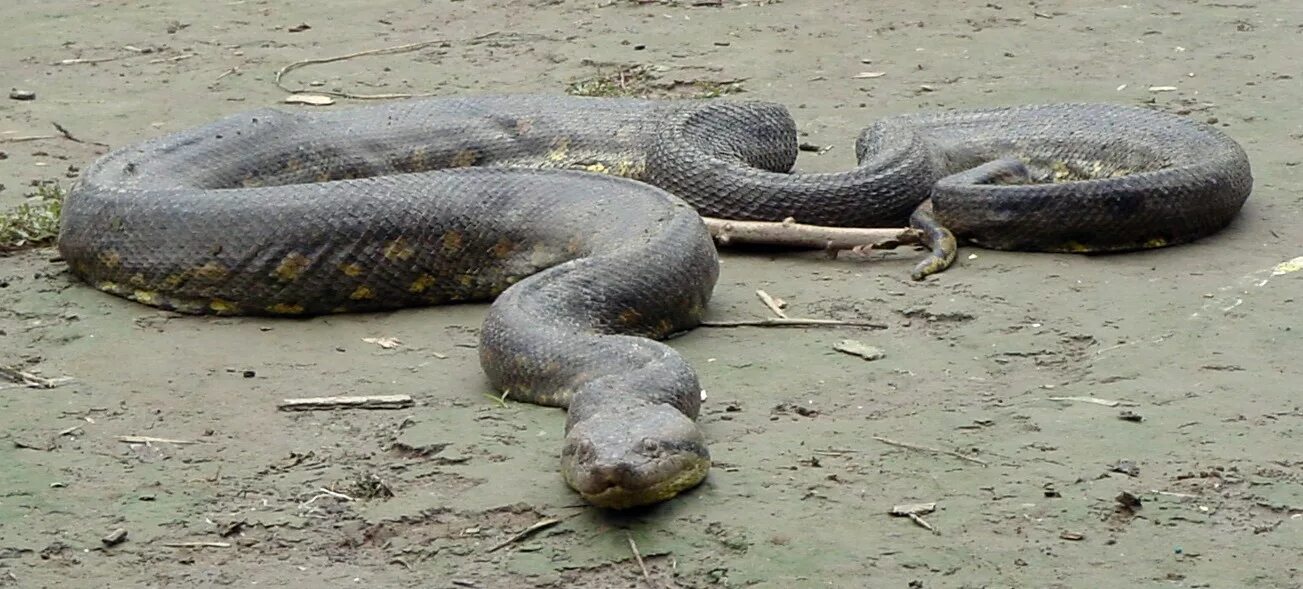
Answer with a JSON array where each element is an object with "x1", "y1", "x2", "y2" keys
[{"x1": 2, "y1": 0, "x2": 1300, "y2": 587}]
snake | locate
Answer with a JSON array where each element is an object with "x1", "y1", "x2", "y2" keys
[{"x1": 55, "y1": 95, "x2": 1252, "y2": 509}]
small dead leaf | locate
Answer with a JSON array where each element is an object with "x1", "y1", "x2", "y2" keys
[
  {"x1": 853, "y1": 71, "x2": 886, "y2": 79},
  {"x1": 833, "y1": 339, "x2": 885, "y2": 361},
  {"x1": 362, "y1": 337, "x2": 402, "y2": 350},
  {"x1": 890, "y1": 502, "x2": 936, "y2": 516},
  {"x1": 284, "y1": 94, "x2": 335, "y2": 106}
]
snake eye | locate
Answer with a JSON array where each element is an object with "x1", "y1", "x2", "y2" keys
[
  {"x1": 639, "y1": 438, "x2": 661, "y2": 455},
  {"x1": 567, "y1": 439, "x2": 597, "y2": 464}
]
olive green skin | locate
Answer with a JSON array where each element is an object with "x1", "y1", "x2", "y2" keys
[{"x1": 56, "y1": 95, "x2": 1252, "y2": 508}]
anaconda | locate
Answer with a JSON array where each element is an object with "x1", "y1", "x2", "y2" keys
[{"x1": 56, "y1": 95, "x2": 1252, "y2": 508}]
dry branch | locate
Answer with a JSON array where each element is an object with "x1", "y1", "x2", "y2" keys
[
  {"x1": 118, "y1": 435, "x2": 200, "y2": 445},
  {"x1": 702, "y1": 217, "x2": 922, "y2": 251},
  {"x1": 872, "y1": 435, "x2": 988, "y2": 466},
  {"x1": 700, "y1": 318, "x2": 888, "y2": 329},
  {"x1": 277, "y1": 394, "x2": 414, "y2": 411}
]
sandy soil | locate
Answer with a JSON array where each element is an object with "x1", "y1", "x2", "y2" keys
[{"x1": 2, "y1": 1, "x2": 1301, "y2": 587}]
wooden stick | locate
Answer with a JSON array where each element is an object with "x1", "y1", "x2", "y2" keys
[
  {"x1": 755, "y1": 290, "x2": 788, "y2": 318},
  {"x1": 486, "y1": 517, "x2": 562, "y2": 553},
  {"x1": 0, "y1": 134, "x2": 59, "y2": 143},
  {"x1": 160, "y1": 541, "x2": 231, "y2": 548},
  {"x1": 118, "y1": 435, "x2": 199, "y2": 445},
  {"x1": 0, "y1": 366, "x2": 73, "y2": 388},
  {"x1": 702, "y1": 217, "x2": 923, "y2": 251},
  {"x1": 627, "y1": 533, "x2": 652, "y2": 583},
  {"x1": 277, "y1": 394, "x2": 414, "y2": 411},
  {"x1": 872, "y1": 435, "x2": 988, "y2": 466},
  {"x1": 700, "y1": 318, "x2": 888, "y2": 329},
  {"x1": 273, "y1": 32, "x2": 522, "y2": 100},
  {"x1": 1047, "y1": 396, "x2": 1139, "y2": 408}
]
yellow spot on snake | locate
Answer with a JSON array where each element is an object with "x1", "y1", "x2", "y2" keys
[
  {"x1": 268, "y1": 303, "x2": 305, "y2": 315},
  {"x1": 457, "y1": 274, "x2": 474, "y2": 287},
  {"x1": 128, "y1": 273, "x2": 147, "y2": 287},
  {"x1": 617, "y1": 308, "x2": 642, "y2": 325},
  {"x1": 408, "y1": 147, "x2": 428, "y2": 171},
  {"x1": 1143, "y1": 237, "x2": 1168, "y2": 248},
  {"x1": 284, "y1": 158, "x2": 303, "y2": 173},
  {"x1": 1059, "y1": 241, "x2": 1092, "y2": 253},
  {"x1": 98, "y1": 250, "x2": 121, "y2": 269},
  {"x1": 240, "y1": 174, "x2": 264, "y2": 188},
  {"x1": 274, "y1": 252, "x2": 311, "y2": 282},
  {"x1": 162, "y1": 273, "x2": 186, "y2": 289},
  {"x1": 350, "y1": 285, "x2": 376, "y2": 300},
  {"x1": 655, "y1": 318, "x2": 675, "y2": 335},
  {"x1": 96, "y1": 281, "x2": 121, "y2": 293},
  {"x1": 489, "y1": 239, "x2": 516, "y2": 259},
  {"x1": 132, "y1": 290, "x2": 159, "y2": 305},
  {"x1": 194, "y1": 261, "x2": 229, "y2": 281},
  {"x1": 441, "y1": 231, "x2": 464, "y2": 253},
  {"x1": 547, "y1": 136, "x2": 571, "y2": 162},
  {"x1": 409, "y1": 274, "x2": 437, "y2": 293},
  {"x1": 564, "y1": 238, "x2": 584, "y2": 255},
  {"x1": 332, "y1": 306, "x2": 350, "y2": 313},
  {"x1": 581, "y1": 162, "x2": 609, "y2": 174},
  {"x1": 210, "y1": 299, "x2": 237, "y2": 313},
  {"x1": 339, "y1": 263, "x2": 365, "y2": 277},
  {"x1": 515, "y1": 118, "x2": 533, "y2": 135},
  {"x1": 316, "y1": 171, "x2": 333, "y2": 182},
  {"x1": 450, "y1": 148, "x2": 478, "y2": 168},
  {"x1": 384, "y1": 238, "x2": 415, "y2": 262}
]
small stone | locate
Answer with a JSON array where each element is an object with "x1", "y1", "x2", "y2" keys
[
  {"x1": 833, "y1": 339, "x2": 885, "y2": 361},
  {"x1": 8, "y1": 89, "x2": 36, "y2": 101},
  {"x1": 102, "y1": 528, "x2": 128, "y2": 547},
  {"x1": 1059, "y1": 531, "x2": 1085, "y2": 541}
]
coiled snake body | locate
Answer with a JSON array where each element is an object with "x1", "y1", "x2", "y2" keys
[{"x1": 57, "y1": 95, "x2": 1252, "y2": 508}]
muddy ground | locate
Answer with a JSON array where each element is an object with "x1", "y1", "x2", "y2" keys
[{"x1": 1, "y1": 0, "x2": 1300, "y2": 587}]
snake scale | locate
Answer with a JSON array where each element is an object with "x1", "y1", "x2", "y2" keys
[{"x1": 56, "y1": 95, "x2": 1252, "y2": 508}]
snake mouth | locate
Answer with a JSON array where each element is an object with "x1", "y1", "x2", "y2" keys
[
  {"x1": 560, "y1": 408, "x2": 711, "y2": 510},
  {"x1": 564, "y1": 454, "x2": 711, "y2": 510}
]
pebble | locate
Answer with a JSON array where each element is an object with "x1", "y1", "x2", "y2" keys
[{"x1": 8, "y1": 89, "x2": 36, "y2": 101}]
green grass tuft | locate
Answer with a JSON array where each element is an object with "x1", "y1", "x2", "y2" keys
[{"x1": 0, "y1": 183, "x2": 65, "y2": 252}]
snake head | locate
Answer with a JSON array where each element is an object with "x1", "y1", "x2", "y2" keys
[{"x1": 561, "y1": 403, "x2": 710, "y2": 510}]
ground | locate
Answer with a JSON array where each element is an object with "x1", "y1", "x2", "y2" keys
[{"x1": 1, "y1": 1, "x2": 1300, "y2": 587}]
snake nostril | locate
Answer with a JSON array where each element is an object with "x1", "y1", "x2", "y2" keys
[{"x1": 639, "y1": 437, "x2": 660, "y2": 455}]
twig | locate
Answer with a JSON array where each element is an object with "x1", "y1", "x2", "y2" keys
[
  {"x1": 0, "y1": 366, "x2": 74, "y2": 389},
  {"x1": 872, "y1": 435, "x2": 988, "y2": 466},
  {"x1": 54, "y1": 55, "x2": 124, "y2": 66},
  {"x1": 486, "y1": 517, "x2": 562, "y2": 553},
  {"x1": 277, "y1": 394, "x2": 414, "y2": 411},
  {"x1": 1047, "y1": 396, "x2": 1140, "y2": 408},
  {"x1": 755, "y1": 290, "x2": 788, "y2": 319},
  {"x1": 51, "y1": 121, "x2": 110, "y2": 147},
  {"x1": 627, "y1": 532, "x2": 652, "y2": 584},
  {"x1": 889, "y1": 502, "x2": 939, "y2": 534},
  {"x1": 702, "y1": 217, "x2": 923, "y2": 251},
  {"x1": 907, "y1": 513, "x2": 937, "y2": 533},
  {"x1": 315, "y1": 487, "x2": 356, "y2": 502},
  {"x1": 118, "y1": 435, "x2": 200, "y2": 445},
  {"x1": 213, "y1": 66, "x2": 239, "y2": 82},
  {"x1": 273, "y1": 32, "x2": 522, "y2": 100},
  {"x1": 0, "y1": 134, "x2": 59, "y2": 144},
  {"x1": 700, "y1": 318, "x2": 888, "y2": 329},
  {"x1": 160, "y1": 541, "x2": 231, "y2": 548}
]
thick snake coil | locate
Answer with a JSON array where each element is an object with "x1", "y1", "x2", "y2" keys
[{"x1": 56, "y1": 95, "x2": 1252, "y2": 508}]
